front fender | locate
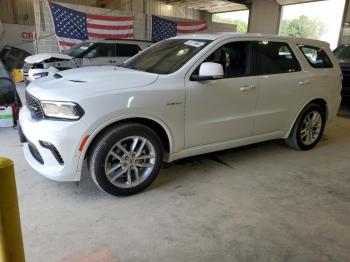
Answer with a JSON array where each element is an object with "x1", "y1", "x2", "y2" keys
[{"x1": 75, "y1": 113, "x2": 175, "y2": 180}]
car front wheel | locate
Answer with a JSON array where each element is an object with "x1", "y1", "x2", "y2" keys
[{"x1": 89, "y1": 123, "x2": 163, "y2": 196}]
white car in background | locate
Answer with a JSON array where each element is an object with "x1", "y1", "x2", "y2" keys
[
  {"x1": 19, "y1": 33, "x2": 342, "y2": 196},
  {"x1": 22, "y1": 39, "x2": 152, "y2": 84}
]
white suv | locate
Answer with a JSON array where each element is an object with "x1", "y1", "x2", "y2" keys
[{"x1": 19, "y1": 33, "x2": 342, "y2": 196}]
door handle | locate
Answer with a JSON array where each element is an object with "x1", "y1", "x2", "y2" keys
[
  {"x1": 298, "y1": 80, "x2": 310, "y2": 86},
  {"x1": 108, "y1": 60, "x2": 116, "y2": 63},
  {"x1": 240, "y1": 85, "x2": 256, "y2": 92}
]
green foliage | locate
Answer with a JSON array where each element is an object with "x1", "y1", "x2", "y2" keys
[
  {"x1": 280, "y1": 15, "x2": 327, "y2": 40},
  {"x1": 212, "y1": 16, "x2": 248, "y2": 33}
]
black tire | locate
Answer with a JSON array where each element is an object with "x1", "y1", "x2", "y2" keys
[
  {"x1": 89, "y1": 123, "x2": 163, "y2": 196},
  {"x1": 285, "y1": 103, "x2": 326, "y2": 150}
]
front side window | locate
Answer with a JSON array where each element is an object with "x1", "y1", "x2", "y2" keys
[
  {"x1": 122, "y1": 39, "x2": 212, "y2": 74},
  {"x1": 252, "y1": 41, "x2": 301, "y2": 75},
  {"x1": 192, "y1": 41, "x2": 251, "y2": 79},
  {"x1": 299, "y1": 45, "x2": 333, "y2": 68}
]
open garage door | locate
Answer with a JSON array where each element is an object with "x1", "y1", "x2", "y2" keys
[{"x1": 279, "y1": 0, "x2": 346, "y2": 49}]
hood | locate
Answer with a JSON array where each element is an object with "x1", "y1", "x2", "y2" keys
[
  {"x1": 52, "y1": 66, "x2": 159, "y2": 84},
  {"x1": 27, "y1": 66, "x2": 159, "y2": 101},
  {"x1": 24, "y1": 53, "x2": 73, "y2": 64}
]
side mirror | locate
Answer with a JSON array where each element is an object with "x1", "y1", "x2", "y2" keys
[{"x1": 191, "y1": 62, "x2": 224, "y2": 81}]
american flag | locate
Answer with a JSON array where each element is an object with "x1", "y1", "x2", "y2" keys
[
  {"x1": 49, "y1": 2, "x2": 134, "y2": 52},
  {"x1": 152, "y1": 16, "x2": 207, "y2": 42}
]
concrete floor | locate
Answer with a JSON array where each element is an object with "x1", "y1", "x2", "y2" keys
[{"x1": 1, "y1": 85, "x2": 350, "y2": 262}]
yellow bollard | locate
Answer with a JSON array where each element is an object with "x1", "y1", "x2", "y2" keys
[{"x1": 0, "y1": 158, "x2": 25, "y2": 262}]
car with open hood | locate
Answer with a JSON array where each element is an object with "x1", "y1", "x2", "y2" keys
[
  {"x1": 19, "y1": 33, "x2": 342, "y2": 196},
  {"x1": 22, "y1": 39, "x2": 152, "y2": 84}
]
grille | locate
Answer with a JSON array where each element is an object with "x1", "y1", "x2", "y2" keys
[
  {"x1": 28, "y1": 142, "x2": 44, "y2": 165},
  {"x1": 25, "y1": 91, "x2": 44, "y2": 120},
  {"x1": 22, "y1": 63, "x2": 33, "y2": 75}
]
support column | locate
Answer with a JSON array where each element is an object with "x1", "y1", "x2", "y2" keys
[
  {"x1": 338, "y1": 0, "x2": 350, "y2": 45},
  {"x1": 248, "y1": 0, "x2": 281, "y2": 35}
]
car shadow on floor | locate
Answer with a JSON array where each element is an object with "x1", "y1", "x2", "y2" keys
[
  {"x1": 150, "y1": 140, "x2": 285, "y2": 191},
  {"x1": 338, "y1": 101, "x2": 350, "y2": 118}
]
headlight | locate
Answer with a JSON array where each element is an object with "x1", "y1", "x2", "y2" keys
[
  {"x1": 33, "y1": 72, "x2": 49, "y2": 79},
  {"x1": 41, "y1": 101, "x2": 84, "y2": 120}
]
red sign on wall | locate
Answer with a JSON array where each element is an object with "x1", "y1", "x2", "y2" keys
[{"x1": 21, "y1": 32, "x2": 36, "y2": 41}]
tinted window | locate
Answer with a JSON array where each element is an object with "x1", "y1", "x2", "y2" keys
[
  {"x1": 87, "y1": 43, "x2": 116, "y2": 58},
  {"x1": 122, "y1": 39, "x2": 212, "y2": 74},
  {"x1": 252, "y1": 41, "x2": 301, "y2": 75},
  {"x1": 299, "y1": 45, "x2": 333, "y2": 68},
  {"x1": 116, "y1": 44, "x2": 141, "y2": 57},
  {"x1": 194, "y1": 41, "x2": 251, "y2": 78}
]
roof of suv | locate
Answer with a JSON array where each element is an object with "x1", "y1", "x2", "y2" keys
[{"x1": 172, "y1": 32, "x2": 330, "y2": 48}]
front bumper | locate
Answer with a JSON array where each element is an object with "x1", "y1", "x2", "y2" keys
[{"x1": 19, "y1": 106, "x2": 88, "y2": 181}]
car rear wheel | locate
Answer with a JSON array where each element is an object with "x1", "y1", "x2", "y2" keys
[
  {"x1": 89, "y1": 123, "x2": 163, "y2": 196},
  {"x1": 285, "y1": 103, "x2": 326, "y2": 150}
]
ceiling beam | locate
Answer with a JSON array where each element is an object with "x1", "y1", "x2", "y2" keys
[
  {"x1": 163, "y1": 0, "x2": 325, "y2": 13},
  {"x1": 164, "y1": 0, "x2": 249, "y2": 12}
]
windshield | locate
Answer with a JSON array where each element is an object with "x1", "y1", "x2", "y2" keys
[
  {"x1": 334, "y1": 44, "x2": 350, "y2": 60},
  {"x1": 122, "y1": 39, "x2": 212, "y2": 74},
  {"x1": 65, "y1": 42, "x2": 95, "y2": 58}
]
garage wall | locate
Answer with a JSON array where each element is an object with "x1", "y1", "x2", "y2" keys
[
  {"x1": 208, "y1": 22, "x2": 236, "y2": 33},
  {"x1": 0, "y1": 23, "x2": 35, "y2": 54},
  {"x1": 53, "y1": 0, "x2": 97, "y2": 6},
  {"x1": 0, "y1": 0, "x2": 35, "y2": 26},
  {"x1": 33, "y1": 0, "x2": 236, "y2": 53}
]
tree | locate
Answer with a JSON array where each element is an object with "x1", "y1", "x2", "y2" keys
[
  {"x1": 212, "y1": 16, "x2": 248, "y2": 33},
  {"x1": 280, "y1": 15, "x2": 327, "y2": 40}
]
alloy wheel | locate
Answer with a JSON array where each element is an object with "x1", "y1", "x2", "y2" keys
[
  {"x1": 104, "y1": 136, "x2": 156, "y2": 188},
  {"x1": 300, "y1": 111, "x2": 323, "y2": 145}
]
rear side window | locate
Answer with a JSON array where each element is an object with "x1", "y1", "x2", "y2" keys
[
  {"x1": 299, "y1": 45, "x2": 333, "y2": 68},
  {"x1": 252, "y1": 41, "x2": 301, "y2": 75},
  {"x1": 116, "y1": 44, "x2": 141, "y2": 57}
]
